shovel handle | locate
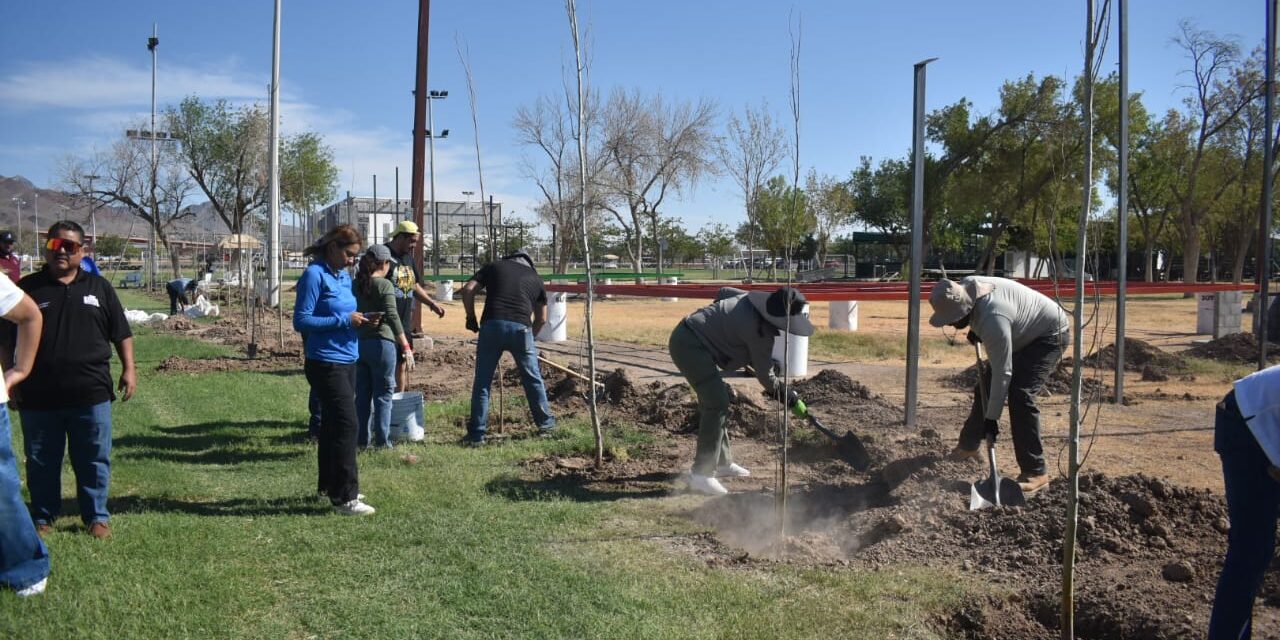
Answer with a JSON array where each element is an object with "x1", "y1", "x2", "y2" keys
[{"x1": 807, "y1": 414, "x2": 839, "y2": 441}]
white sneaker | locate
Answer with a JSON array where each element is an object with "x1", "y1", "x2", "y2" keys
[
  {"x1": 15, "y1": 577, "x2": 47, "y2": 597},
  {"x1": 715, "y1": 463, "x2": 751, "y2": 478},
  {"x1": 333, "y1": 499, "x2": 376, "y2": 516},
  {"x1": 688, "y1": 474, "x2": 729, "y2": 496}
]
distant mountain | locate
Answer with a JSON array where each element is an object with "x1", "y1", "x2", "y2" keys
[{"x1": 0, "y1": 175, "x2": 304, "y2": 247}]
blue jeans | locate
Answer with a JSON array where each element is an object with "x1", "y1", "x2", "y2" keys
[
  {"x1": 20, "y1": 401, "x2": 113, "y2": 526},
  {"x1": 0, "y1": 404, "x2": 49, "y2": 591},
  {"x1": 467, "y1": 319, "x2": 555, "y2": 441},
  {"x1": 1209, "y1": 390, "x2": 1280, "y2": 639},
  {"x1": 356, "y1": 338, "x2": 397, "y2": 448}
]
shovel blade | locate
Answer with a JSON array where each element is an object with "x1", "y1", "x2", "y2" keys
[
  {"x1": 836, "y1": 433, "x2": 873, "y2": 472},
  {"x1": 968, "y1": 477, "x2": 1027, "y2": 510}
]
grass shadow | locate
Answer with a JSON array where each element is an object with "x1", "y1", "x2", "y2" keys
[
  {"x1": 116, "y1": 420, "x2": 309, "y2": 465},
  {"x1": 485, "y1": 470, "x2": 678, "y2": 503},
  {"x1": 108, "y1": 494, "x2": 330, "y2": 517}
]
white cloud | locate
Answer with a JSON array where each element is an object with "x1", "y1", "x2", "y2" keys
[{"x1": 0, "y1": 55, "x2": 265, "y2": 111}]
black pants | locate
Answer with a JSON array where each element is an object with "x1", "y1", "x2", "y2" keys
[
  {"x1": 167, "y1": 283, "x2": 188, "y2": 315},
  {"x1": 959, "y1": 332, "x2": 1065, "y2": 476},
  {"x1": 304, "y1": 359, "x2": 359, "y2": 504}
]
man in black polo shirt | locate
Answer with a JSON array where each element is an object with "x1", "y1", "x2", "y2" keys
[
  {"x1": 384, "y1": 221, "x2": 445, "y2": 391},
  {"x1": 17, "y1": 220, "x2": 136, "y2": 540},
  {"x1": 460, "y1": 249, "x2": 554, "y2": 446}
]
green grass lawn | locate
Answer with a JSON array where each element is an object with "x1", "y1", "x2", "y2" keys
[{"x1": 0, "y1": 326, "x2": 971, "y2": 638}]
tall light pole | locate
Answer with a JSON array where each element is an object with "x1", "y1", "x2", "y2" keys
[
  {"x1": 147, "y1": 24, "x2": 159, "y2": 290},
  {"x1": 32, "y1": 192, "x2": 39, "y2": 260},
  {"x1": 427, "y1": 89, "x2": 449, "y2": 276},
  {"x1": 267, "y1": 0, "x2": 282, "y2": 308},
  {"x1": 84, "y1": 174, "x2": 101, "y2": 252},
  {"x1": 10, "y1": 198, "x2": 24, "y2": 262}
]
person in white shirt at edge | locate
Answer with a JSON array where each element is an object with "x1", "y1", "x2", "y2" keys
[
  {"x1": 1207, "y1": 364, "x2": 1280, "y2": 639},
  {"x1": 670, "y1": 286, "x2": 813, "y2": 496},
  {"x1": 927, "y1": 276, "x2": 1069, "y2": 495},
  {"x1": 0, "y1": 272, "x2": 48, "y2": 596}
]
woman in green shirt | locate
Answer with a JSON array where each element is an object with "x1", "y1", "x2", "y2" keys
[{"x1": 353, "y1": 244, "x2": 412, "y2": 448}]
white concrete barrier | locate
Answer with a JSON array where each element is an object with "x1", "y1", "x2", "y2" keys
[
  {"x1": 771, "y1": 304, "x2": 810, "y2": 377},
  {"x1": 1196, "y1": 293, "x2": 1216, "y2": 334},
  {"x1": 537, "y1": 292, "x2": 568, "y2": 342},
  {"x1": 828, "y1": 300, "x2": 859, "y2": 331},
  {"x1": 435, "y1": 280, "x2": 455, "y2": 301}
]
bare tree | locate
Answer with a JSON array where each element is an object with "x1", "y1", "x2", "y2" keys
[
  {"x1": 63, "y1": 135, "x2": 196, "y2": 277},
  {"x1": 513, "y1": 88, "x2": 606, "y2": 273},
  {"x1": 716, "y1": 101, "x2": 788, "y2": 279},
  {"x1": 1169, "y1": 21, "x2": 1259, "y2": 286},
  {"x1": 599, "y1": 90, "x2": 717, "y2": 279}
]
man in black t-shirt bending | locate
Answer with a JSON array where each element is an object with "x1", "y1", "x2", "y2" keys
[{"x1": 459, "y1": 250, "x2": 554, "y2": 446}]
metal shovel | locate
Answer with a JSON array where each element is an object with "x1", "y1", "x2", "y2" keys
[
  {"x1": 968, "y1": 343, "x2": 1026, "y2": 510},
  {"x1": 805, "y1": 412, "x2": 873, "y2": 472}
]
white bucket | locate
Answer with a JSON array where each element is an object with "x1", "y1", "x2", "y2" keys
[
  {"x1": 828, "y1": 300, "x2": 858, "y2": 331},
  {"x1": 771, "y1": 303, "x2": 810, "y2": 377},
  {"x1": 390, "y1": 391, "x2": 425, "y2": 442},
  {"x1": 537, "y1": 292, "x2": 568, "y2": 342},
  {"x1": 436, "y1": 280, "x2": 455, "y2": 302},
  {"x1": 602, "y1": 278, "x2": 612, "y2": 299},
  {"x1": 661, "y1": 276, "x2": 679, "y2": 302}
]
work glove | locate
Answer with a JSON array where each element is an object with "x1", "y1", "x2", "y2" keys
[
  {"x1": 983, "y1": 418, "x2": 1000, "y2": 439},
  {"x1": 786, "y1": 389, "x2": 807, "y2": 419},
  {"x1": 465, "y1": 315, "x2": 480, "y2": 333},
  {"x1": 966, "y1": 330, "x2": 982, "y2": 345},
  {"x1": 402, "y1": 342, "x2": 416, "y2": 372}
]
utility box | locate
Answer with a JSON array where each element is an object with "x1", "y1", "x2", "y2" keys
[{"x1": 1196, "y1": 293, "x2": 1216, "y2": 334}]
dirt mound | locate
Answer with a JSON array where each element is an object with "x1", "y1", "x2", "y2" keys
[
  {"x1": 1083, "y1": 339, "x2": 1187, "y2": 373},
  {"x1": 159, "y1": 315, "x2": 198, "y2": 332},
  {"x1": 946, "y1": 360, "x2": 1108, "y2": 398},
  {"x1": 1186, "y1": 332, "x2": 1280, "y2": 364}
]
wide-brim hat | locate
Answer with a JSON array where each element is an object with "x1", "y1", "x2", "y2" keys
[
  {"x1": 928, "y1": 278, "x2": 973, "y2": 327},
  {"x1": 746, "y1": 287, "x2": 814, "y2": 337}
]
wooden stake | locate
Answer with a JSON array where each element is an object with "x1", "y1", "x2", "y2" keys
[{"x1": 537, "y1": 354, "x2": 605, "y2": 388}]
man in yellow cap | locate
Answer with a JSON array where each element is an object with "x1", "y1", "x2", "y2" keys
[{"x1": 384, "y1": 220, "x2": 446, "y2": 391}]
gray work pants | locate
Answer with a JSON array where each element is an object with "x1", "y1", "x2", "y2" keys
[{"x1": 668, "y1": 322, "x2": 734, "y2": 476}]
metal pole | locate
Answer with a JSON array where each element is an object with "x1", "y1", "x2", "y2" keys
[
  {"x1": 32, "y1": 193, "x2": 38, "y2": 261},
  {"x1": 395, "y1": 166, "x2": 400, "y2": 222},
  {"x1": 1115, "y1": 0, "x2": 1129, "y2": 400},
  {"x1": 1259, "y1": 0, "x2": 1278, "y2": 369},
  {"x1": 373, "y1": 174, "x2": 378, "y2": 243},
  {"x1": 429, "y1": 96, "x2": 439, "y2": 276},
  {"x1": 148, "y1": 24, "x2": 159, "y2": 290},
  {"x1": 267, "y1": 0, "x2": 282, "y2": 308},
  {"x1": 85, "y1": 174, "x2": 100, "y2": 255},
  {"x1": 409, "y1": 0, "x2": 431, "y2": 335},
  {"x1": 905, "y1": 57, "x2": 936, "y2": 429}
]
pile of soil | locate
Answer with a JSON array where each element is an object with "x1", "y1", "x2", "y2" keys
[
  {"x1": 1186, "y1": 332, "x2": 1280, "y2": 364},
  {"x1": 159, "y1": 315, "x2": 198, "y2": 332},
  {"x1": 1083, "y1": 339, "x2": 1188, "y2": 376},
  {"x1": 946, "y1": 360, "x2": 1108, "y2": 398}
]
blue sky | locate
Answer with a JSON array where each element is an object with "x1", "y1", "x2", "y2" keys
[{"x1": 0, "y1": 1, "x2": 1266, "y2": 234}]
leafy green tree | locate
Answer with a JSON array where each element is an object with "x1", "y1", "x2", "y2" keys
[
  {"x1": 281, "y1": 132, "x2": 339, "y2": 243},
  {"x1": 696, "y1": 222, "x2": 737, "y2": 278},
  {"x1": 166, "y1": 96, "x2": 269, "y2": 235},
  {"x1": 805, "y1": 170, "x2": 855, "y2": 266},
  {"x1": 754, "y1": 175, "x2": 814, "y2": 278},
  {"x1": 95, "y1": 234, "x2": 128, "y2": 257}
]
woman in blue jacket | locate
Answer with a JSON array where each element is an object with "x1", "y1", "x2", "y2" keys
[{"x1": 293, "y1": 225, "x2": 375, "y2": 516}]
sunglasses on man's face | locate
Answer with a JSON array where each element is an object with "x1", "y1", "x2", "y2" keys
[{"x1": 45, "y1": 238, "x2": 84, "y2": 254}]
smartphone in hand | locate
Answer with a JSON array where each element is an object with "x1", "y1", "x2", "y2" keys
[{"x1": 364, "y1": 311, "x2": 385, "y2": 326}]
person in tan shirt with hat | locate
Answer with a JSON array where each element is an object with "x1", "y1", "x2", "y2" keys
[
  {"x1": 928, "y1": 276, "x2": 1069, "y2": 494},
  {"x1": 383, "y1": 220, "x2": 446, "y2": 391}
]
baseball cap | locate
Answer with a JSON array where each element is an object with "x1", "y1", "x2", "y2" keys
[{"x1": 393, "y1": 221, "x2": 420, "y2": 237}]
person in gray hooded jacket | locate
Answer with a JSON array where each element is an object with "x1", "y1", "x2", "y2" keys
[
  {"x1": 928, "y1": 276, "x2": 1069, "y2": 494},
  {"x1": 670, "y1": 286, "x2": 813, "y2": 495}
]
